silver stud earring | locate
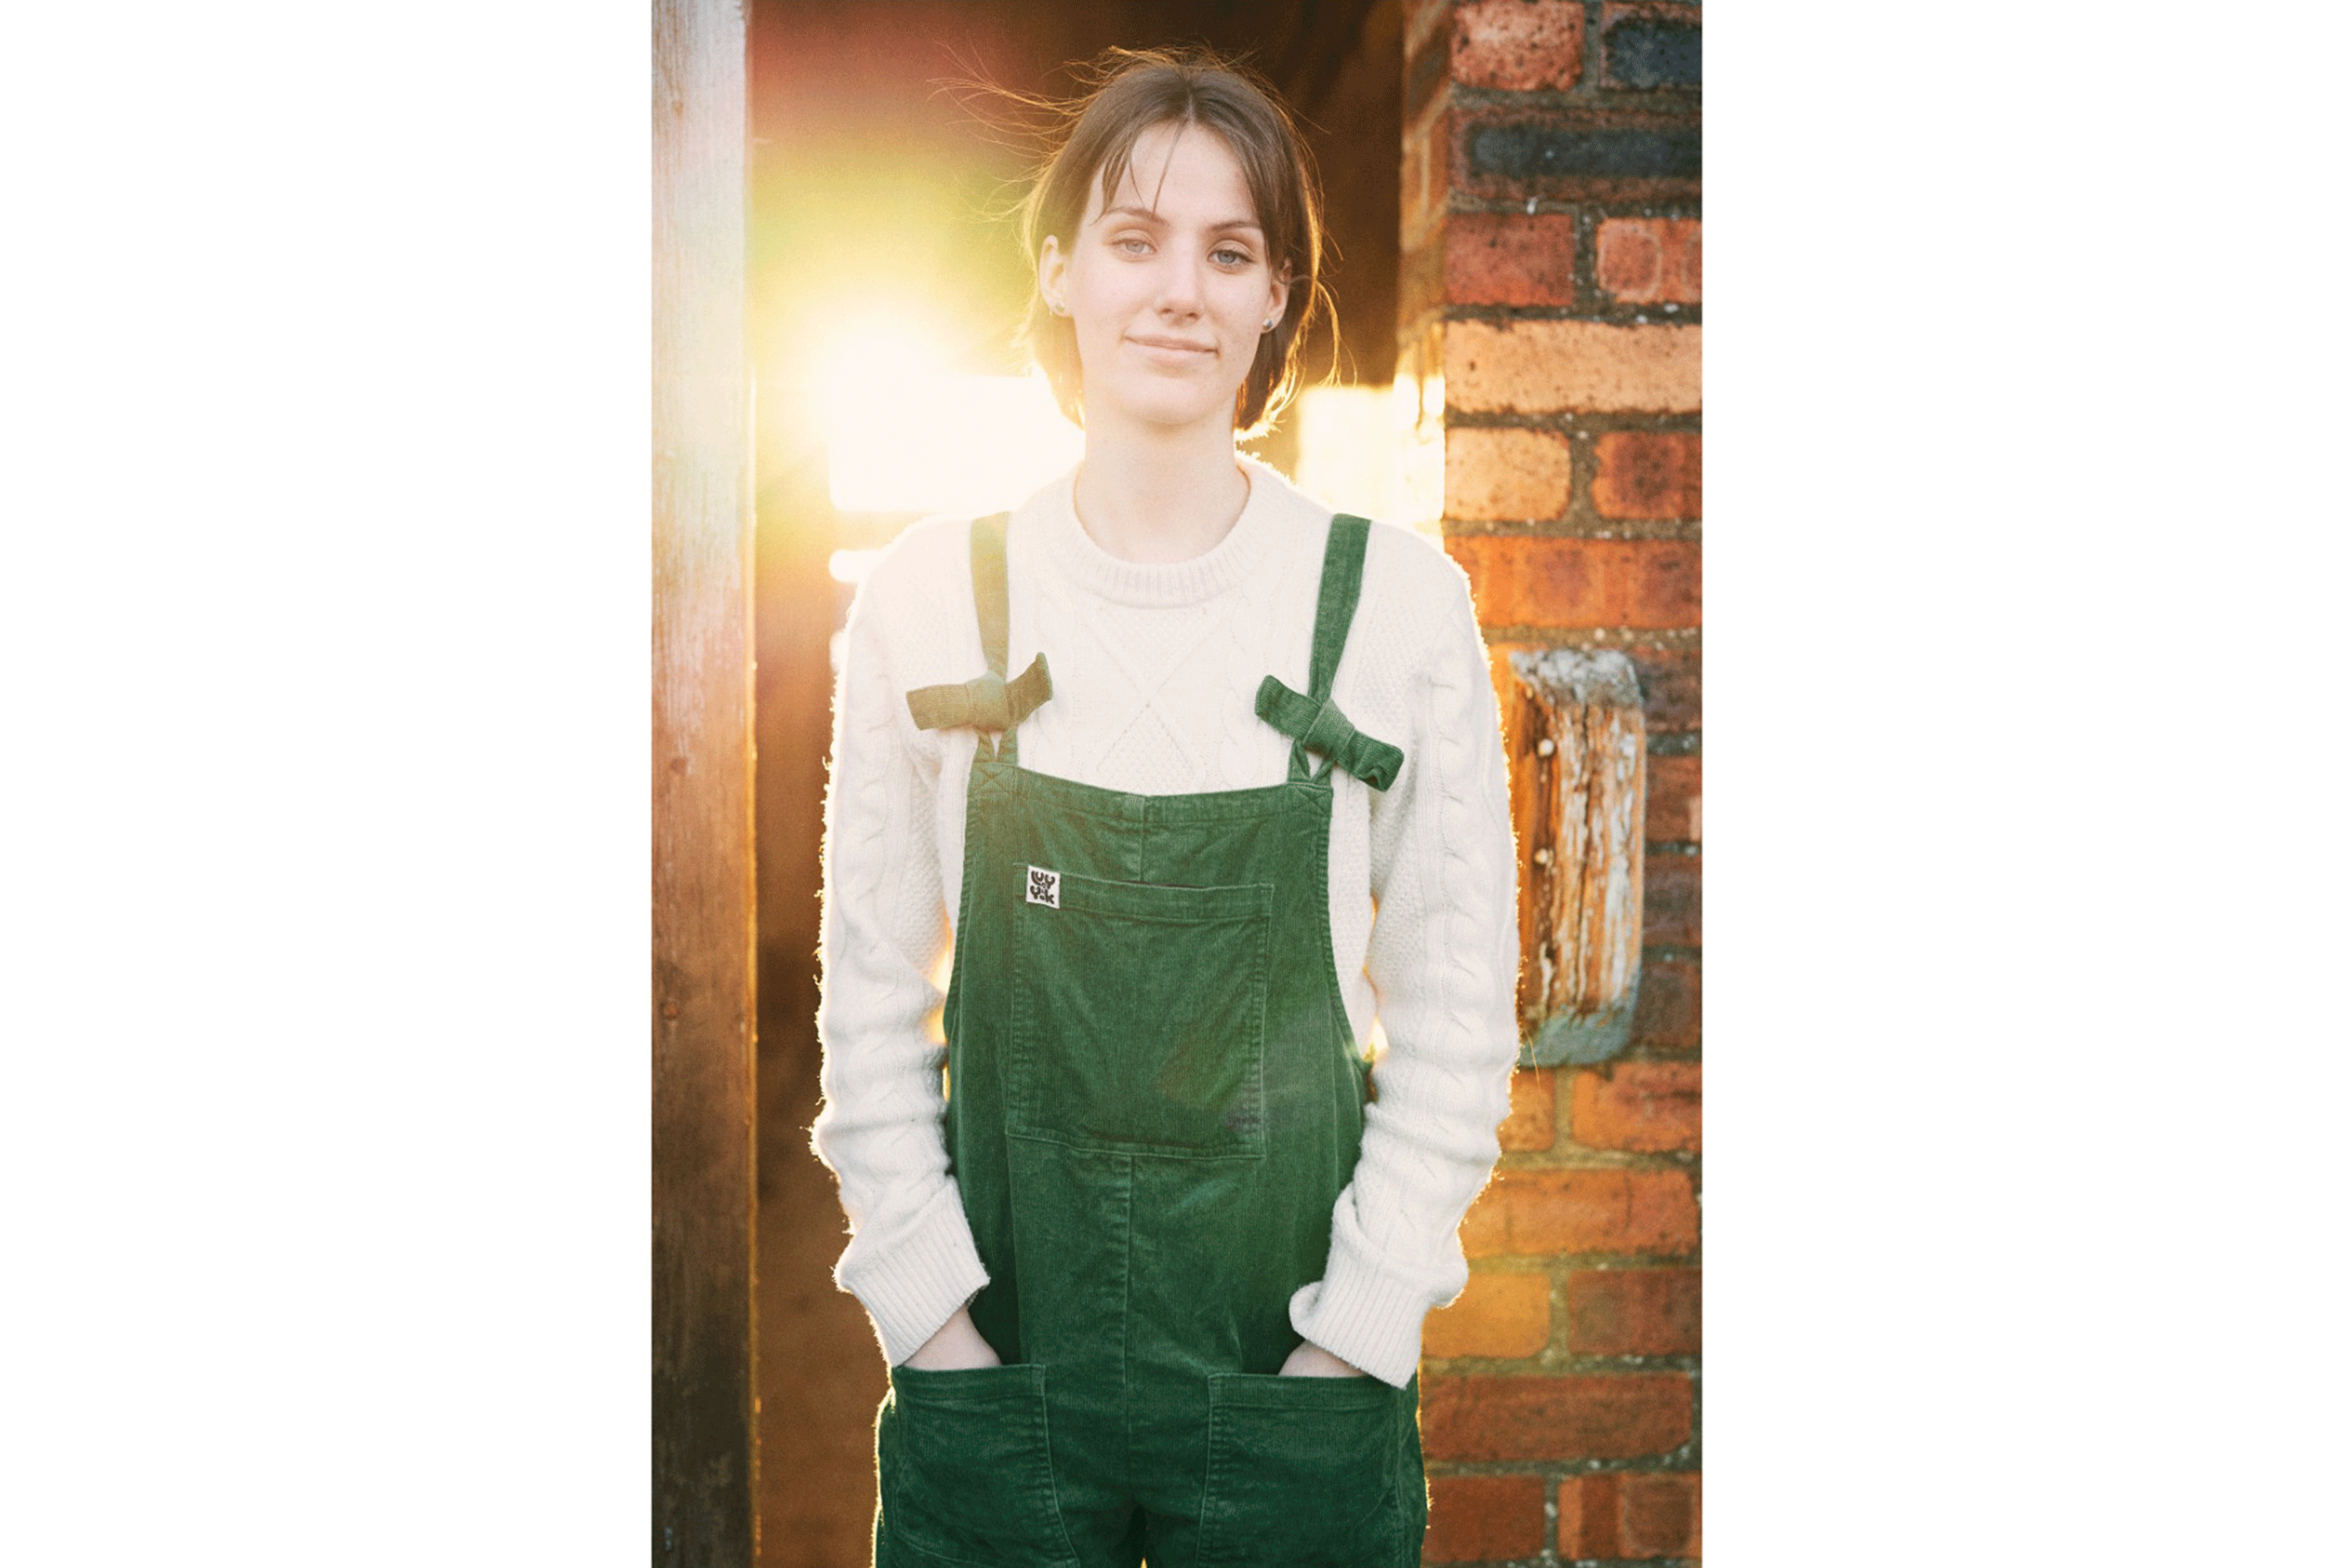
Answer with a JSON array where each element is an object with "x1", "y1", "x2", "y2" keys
[{"x1": 1261, "y1": 318, "x2": 1275, "y2": 332}]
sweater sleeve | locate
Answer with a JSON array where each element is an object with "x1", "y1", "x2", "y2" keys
[
  {"x1": 809, "y1": 547, "x2": 990, "y2": 1366},
  {"x1": 1287, "y1": 548, "x2": 1521, "y2": 1386}
]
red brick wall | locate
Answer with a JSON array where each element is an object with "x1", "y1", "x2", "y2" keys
[{"x1": 1402, "y1": 2, "x2": 1700, "y2": 1562}]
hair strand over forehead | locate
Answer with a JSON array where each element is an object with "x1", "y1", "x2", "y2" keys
[{"x1": 1014, "y1": 45, "x2": 1330, "y2": 438}]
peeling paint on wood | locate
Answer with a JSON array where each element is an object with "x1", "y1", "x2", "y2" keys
[{"x1": 1507, "y1": 649, "x2": 1646, "y2": 1067}]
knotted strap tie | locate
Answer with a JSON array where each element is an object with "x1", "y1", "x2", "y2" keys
[
  {"x1": 906, "y1": 652, "x2": 1054, "y2": 733},
  {"x1": 1253, "y1": 675, "x2": 1403, "y2": 791}
]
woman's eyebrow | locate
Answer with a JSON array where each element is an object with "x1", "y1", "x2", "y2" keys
[{"x1": 1100, "y1": 204, "x2": 1264, "y2": 235}]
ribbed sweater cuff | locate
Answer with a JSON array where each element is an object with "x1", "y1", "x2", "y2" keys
[
  {"x1": 833, "y1": 1182, "x2": 992, "y2": 1367},
  {"x1": 1287, "y1": 1246, "x2": 1446, "y2": 1388}
]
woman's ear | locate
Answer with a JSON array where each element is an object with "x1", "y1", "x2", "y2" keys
[
  {"x1": 1265, "y1": 263, "x2": 1292, "y2": 332},
  {"x1": 1037, "y1": 237, "x2": 1067, "y2": 317}
]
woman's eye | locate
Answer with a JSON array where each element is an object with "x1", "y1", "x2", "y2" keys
[
  {"x1": 1213, "y1": 247, "x2": 1252, "y2": 267},
  {"x1": 1114, "y1": 236, "x2": 1152, "y2": 256}
]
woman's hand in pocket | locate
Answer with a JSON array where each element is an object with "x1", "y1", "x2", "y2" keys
[
  {"x1": 901, "y1": 1307, "x2": 1004, "y2": 1372},
  {"x1": 1277, "y1": 1340, "x2": 1368, "y2": 1378}
]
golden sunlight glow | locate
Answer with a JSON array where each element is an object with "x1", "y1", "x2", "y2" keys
[
  {"x1": 1290, "y1": 385, "x2": 1409, "y2": 530},
  {"x1": 815, "y1": 312, "x2": 1433, "y2": 533},
  {"x1": 1388, "y1": 367, "x2": 1447, "y2": 539},
  {"x1": 828, "y1": 548, "x2": 882, "y2": 586},
  {"x1": 821, "y1": 313, "x2": 1083, "y2": 517}
]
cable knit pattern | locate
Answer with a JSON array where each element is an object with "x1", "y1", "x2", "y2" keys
[{"x1": 811, "y1": 457, "x2": 1522, "y2": 1381}]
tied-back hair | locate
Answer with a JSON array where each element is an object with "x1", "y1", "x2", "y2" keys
[{"x1": 1010, "y1": 46, "x2": 1332, "y2": 440}]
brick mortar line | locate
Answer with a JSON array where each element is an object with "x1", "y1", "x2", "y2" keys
[
  {"x1": 1548, "y1": 1269, "x2": 1570, "y2": 1360},
  {"x1": 1388, "y1": 305, "x2": 1704, "y2": 339},
  {"x1": 1477, "y1": 1147, "x2": 1703, "y2": 1171},
  {"x1": 1496, "y1": 1152, "x2": 1703, "y2": 1189},
  {"x1": 1432, "y1": 302, "x2": 1701, "y2": 325},
  {"x1": 1423, "y1": 1461, "x2": 1700, "y2": 1477},
  {"x1": 1443, "y1": 194, "x2": 1703, "y2": 220},
  {"x1": 1428, "y1": 1446, "x2": 1702, "y2": 1472},
  {"x1": 1519, "y1": 1055, "x2": 1704, "y2": 1084},
  {"x1": 1426, "y1": 1352, "x2": 1700, "y2": 1374},
  {"x1": 1461, "y1": 1255, "x2": 1567, "y2": 1274},
  {"x1": 1497, "y1": 1152, "x2": 1702, "y2": 1174},
  {"x1": 1446, "y1": 84, "x2": 1703, "y2": 114},
  {"x1": 1439, "y1": 411, "x2": 1700, "y2": 432},
  {"x1": 1425, "y1": 1551, "x2": 1701, "y2": 1567},
  {"x1": 1611, "y1": 1046, "x2": 1700, "y2": 1064},
  {"x1": 1465, "y1": 179, "x2": 1700, "y2": 210},
  {"x1": 1470, "y1": 625, "x2": 1701, "y2": 648},
  {"x1": 1421, "y1": 1542, "x2": 1703, "y2": 1568},
  {"x1": 1444, "y1": 519, "x2": 1702, "y2": 541},
  {"x1": 1425, "y1": 1454, "x2": 1700, "y2": 1481},
  {"x1": 1418, "y1": 1555, "x2": 1699, "y2": 1568},
  {"x1": 1425, "y1": 1455, "x2": 1704, "y2": 1478},
  {"x1": 1492, "y1": 1144, "x2": 1700, "y2": 1174},
  {"x1": 1575, "y1": 200, "x2": 1600, "y2": 315},
  {"x1": 1422, "y1": 1550, "x2": 1702, "y2": 1565}
]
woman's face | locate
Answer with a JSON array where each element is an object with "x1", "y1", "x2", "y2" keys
[{"x1": 1038, "y1": 120, "x2": 1290, "y2": 441}]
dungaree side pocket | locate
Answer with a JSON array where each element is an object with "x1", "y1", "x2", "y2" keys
[
  {"x1": 1007, "y1": 869, "x2": 1272, "y2": 1160},
  {"x1": 876, "y1": 1363, "x2": 1080, "y2": 1567},
  {"x1": 1194, "y1": 1372, "x2": 1417, "y2": 1567}
]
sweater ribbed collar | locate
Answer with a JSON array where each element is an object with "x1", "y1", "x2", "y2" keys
[{"x1": 1025, "y1": 456, "x2": 1305, "y2": 608}]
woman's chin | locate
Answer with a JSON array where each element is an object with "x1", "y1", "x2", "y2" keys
[{"x1": 1089, "y1": 390, "x2": 1240, "y2": 441}]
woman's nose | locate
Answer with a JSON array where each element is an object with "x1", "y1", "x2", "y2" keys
[{"x1": 1155, "y1": 256, "x2": 1204, "y2": 315}]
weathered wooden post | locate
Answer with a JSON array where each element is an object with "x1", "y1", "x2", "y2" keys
[
  {"x1": 1506, "y1": 649, "x2": 1647, "y2": 1066},
  {"x1": 653, "y1": 0, "x2": 757, "y2": 1561}
]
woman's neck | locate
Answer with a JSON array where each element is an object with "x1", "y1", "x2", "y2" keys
[{"x1": 1070, "y1": 422, "x2": 1251, "y2": 564}]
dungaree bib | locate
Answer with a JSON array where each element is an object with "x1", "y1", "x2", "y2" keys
[{"x1": 875, "y1": 512, "x2": 1426, "y2": 1568}]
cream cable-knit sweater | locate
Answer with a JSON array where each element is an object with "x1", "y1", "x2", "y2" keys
[{"x1": 811, "y1": 457, "x2": 1520, "y2": 1388}]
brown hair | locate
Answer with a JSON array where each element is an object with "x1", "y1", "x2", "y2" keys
[{"x1": 1015, "y1": 47, "x2": 1329, "y2": 439}]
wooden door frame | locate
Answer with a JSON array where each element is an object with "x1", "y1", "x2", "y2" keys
[{"x1": 652, "y1": 0, "x2": 757, "y2": 1561}]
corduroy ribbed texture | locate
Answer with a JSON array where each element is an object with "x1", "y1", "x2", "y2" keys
[{"x1": 811, "y1": 458, "x2": 1520, "y2": 1383}]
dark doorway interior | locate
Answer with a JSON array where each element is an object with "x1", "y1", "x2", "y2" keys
[{"x1": 747, "y1": 5, "x2": 1400, "y2": 1559}]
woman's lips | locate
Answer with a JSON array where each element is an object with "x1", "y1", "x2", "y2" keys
[{"x1": 1128, "y1": 335, "x2": 1216, "y2": 364}]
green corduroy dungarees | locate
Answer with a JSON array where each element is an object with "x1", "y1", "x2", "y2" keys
[{"x1": 877, "y1": 511, "x2": 1426, "y2": 1568}]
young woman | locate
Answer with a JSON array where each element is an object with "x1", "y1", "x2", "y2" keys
[{"x1": 813, "y1": 47, "x2": 1520, "y2": 1567}]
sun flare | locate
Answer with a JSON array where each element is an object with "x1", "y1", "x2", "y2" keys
[{"x1": 819, "y1": 313, "x2": 1082, "y2": 517}]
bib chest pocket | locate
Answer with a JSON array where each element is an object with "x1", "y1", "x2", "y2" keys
[{"x1": 1007, "y1": 866, "x2": 1272, "y2": 1160}]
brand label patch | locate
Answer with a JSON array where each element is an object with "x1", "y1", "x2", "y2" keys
[{"x1": 1025, "y1": 866, "x2": 1061, "y2": 909}]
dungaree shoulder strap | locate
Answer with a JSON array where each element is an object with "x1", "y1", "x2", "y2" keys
[
  {"x1": 902, "y1": 513, "x2": 1051, "y2": 762},
  {"x1": 970, "y1": 511, "x2": 1011, "y2": 679},
  {"x1": 1253, "y1": 514, "x2": 1405, "y2": 789}
]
